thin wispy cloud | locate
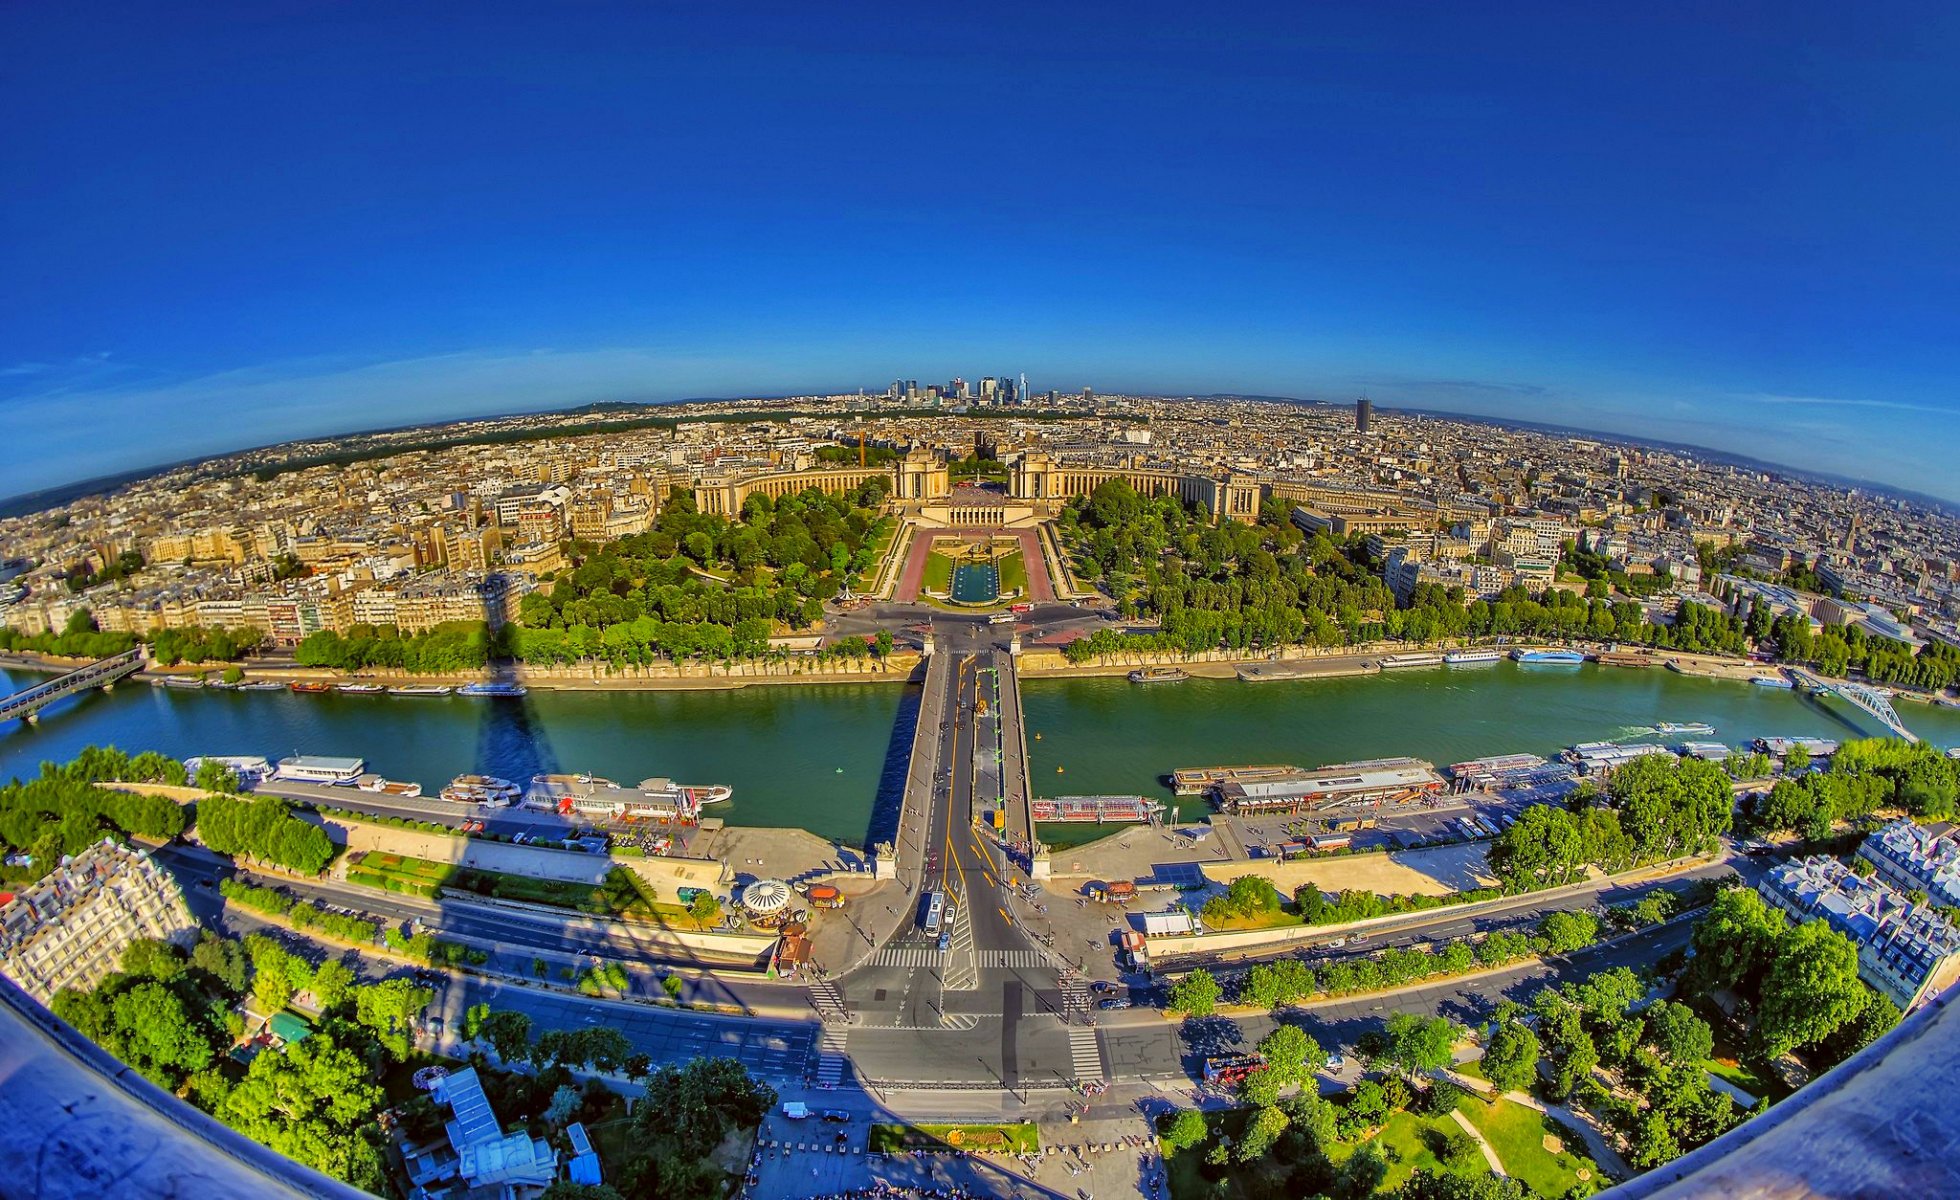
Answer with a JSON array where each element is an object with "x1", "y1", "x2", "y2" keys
[{"x1": 1738, "y1": 392, "x2": 1951, "y2": 416}]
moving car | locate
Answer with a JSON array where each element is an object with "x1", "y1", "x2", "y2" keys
[{"x1": 1097, "y1": 997, "x2": 1132, "y2": 1010}]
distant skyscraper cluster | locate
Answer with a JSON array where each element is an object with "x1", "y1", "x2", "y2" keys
[{"x1": 887, "y1": 373, "x2": 1043, "y2": 406}]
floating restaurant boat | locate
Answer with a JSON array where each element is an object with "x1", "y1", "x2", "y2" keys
[
  {"x1": 457, "y1": 681, "x2": 527, "y2": 697},
  {"x1": 289, "y1": 681, "x2": 334, "y2": 694},
  {"x1": 442, "y1": 774, "x2": 522, "y2": 805},
  {"x1": 547, "y1": 776, "x2": 731, "y2": 824},
  {"x1": 1755, "y1": 736, "x2": 1838, "y2": 757},
  {"x1": 357, "y1": 774, "x2": 424, "y2": 798},
  {"x1": 1751, "y1": 675, "x2": 1795, "y2": 689},
  {"x1": 273, "y1": 755, "x2": 366, "y2": 785},
  {"x1": 233, "y1": 679, "x2": 285, "y2": 691},
  {"x1": 336, "y1": 683, "x2": 386, "y2": 694},
  {"x1": 184, "y1": 755, "x2": 272, "y2": 784},
  {"x1": 388, "y1": 684, "x2": 453, "y2": 696},
  {"x1": 1127, "y1": 666, "x2": 1189, "y2": 683},
  {"x1": 1443, "y1": 650, "x2": 1504, "y2": 665},
  {"x1": 1512, "y1": 648, "x2": 1587, "y2": 664},
  {"x1": 156, "y1": 676, "x2": 205, "y2": 689},
  {"x1": 1378, "y1": 653, "x2": 1445, "y2": 669}
]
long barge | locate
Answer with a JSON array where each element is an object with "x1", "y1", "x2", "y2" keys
[{"x1": 1032, "y1": 795, "x2": 1167, "y2": 823}]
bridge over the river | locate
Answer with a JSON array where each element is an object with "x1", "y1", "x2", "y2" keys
[
  {"x1": 0, "y1": 649, "x2": 146, "y2": 726},
  {"x1": 1787, "y1": 666, "x2": 1919, "y2": 743}
]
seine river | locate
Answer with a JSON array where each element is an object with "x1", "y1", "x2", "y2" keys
[{"x1": 5, "y1": 663, "x2": 1957, "y2": 848}]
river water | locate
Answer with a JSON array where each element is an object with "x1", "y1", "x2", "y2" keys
[{"x1": 4, "y1": 662, "x2": 1956, "y2": 847}]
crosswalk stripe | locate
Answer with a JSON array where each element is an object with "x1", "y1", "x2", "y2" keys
[
  {"x1": 1068, "y1": 1026, "x2": 1104, "y2": 1082},
  {"x1": 813, "y1": 1025, "x2": 850, "y2": 1086}
]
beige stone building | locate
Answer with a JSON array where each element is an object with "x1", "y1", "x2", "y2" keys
[{"x1": 0, "y1": 839, "x2": 197, "y2": 1007}]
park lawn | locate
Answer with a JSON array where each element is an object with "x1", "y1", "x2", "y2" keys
[
  {"x1": 998, "y1": 549, "x2": 1028, "y2": 596},
  {"x1": 1456, "y1": 1056, "x2": 1488, "y2": 1081},
  {"x1": 1702, "y1": 1057, "x2": 1778, "y2": 1102},
  {"x1": 869, "y1": 1122, "x2": 1038, "y2": 1155},
  {"x1": 1458, "y1": 1097, "x2": 1602, "y2": 1197},
  {"x1": 922, "y1": 550, "x2": 955, "y2": 593},
  {"x1": 448, "y1": 865, "x2": 716, "y2": 930},
  {"x1": 1201, "y1": 906, "x2": 1304, "y2": 932},
  {"x1": 1165, "y1": 1107, "x2": 1483, "y2": 1199},
  {"x1": 345, "y1": 851, "x2": 453, "y2": 897},
  {"x1": 1327, "y1": 1110, "x2": 1478, "y2": 1194}
]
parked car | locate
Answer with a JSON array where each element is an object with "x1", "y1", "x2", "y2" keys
[
  {"x1": 1324, "y1": 1054, "x2": 1346, "y2": 1072},
  {"x1": 820, "y1": 1109, "x2": 852, "y2": 1124},
  {"x1": 1097, "y1": 997, "x2": 1132, "y2": 1011}
]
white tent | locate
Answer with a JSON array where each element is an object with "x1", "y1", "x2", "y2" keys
[{"x1": 740, "y1": 879, "x2": 792, "y2": 915}]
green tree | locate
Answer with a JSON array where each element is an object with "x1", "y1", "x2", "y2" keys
[
  {"x1": 540, "y1": 1184, "x2": 623, "y2": 1200},
  {"x1": 540, "y1": 1185, "x2": 627, "y2": 1200},
  {"x1": 1377, "y1": 1012, "x2": 1460, "y2": 1078},
  {"x1": 1478, "y1": 1022, "x2": 1541, "y2": 1097},
  {"x1": 352, "y1": 977, "x2": 434, "y2": 1060},
  {"x1": 1757, "y1": 920, "x2": 1870, "y2": 1058},
  {"x1": 480, "y1": 1009, "x2": 534, "y2": 1062},
  {"x1": 1237, "y1": 1104, "x2": 1290, "y2": 1162},
  {"x1": 1688, "y1": 886, "x2": 1786, "y2": 996},
  {"x1": 1160, "y1": 1108, "x2": 1208, "y2": 1154},
  {"x1": 1167, "y1": 969, "x2": 1221, "y2": 1017},
  {"x1": 1256, "y1": 1023, "x2": 1327, "y2": 1085},
  {"x1": 1644, "y1": 1000, "x2": 1714, "y2": 1066},
  {"x1": 308, "y1": 959, "x2": 356, "y2": 1012},
  {"x1": 633, "y1": 1056, "x2": 777, "y2": 1161},
  {"x1": 1391, "y1": 1170, "x2": 1530, "y2": 1200},
  {"x1": 1536, "y1": 908, "x2": 1600, "y2": 954},
  {"x1": 218, "y1": 1033, "x2": 386, "y2": 1189}
]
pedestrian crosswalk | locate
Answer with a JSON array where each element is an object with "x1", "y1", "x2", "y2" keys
[
  {"x1": 813, "y1": 1025, "x2": 850, "y2": 1087},
  {"x1": 808, "y1": 977, "x2": 848, "y2": 1024},
  {"x1": 1060, "y1": 976, "x2": 1091, "y2": 1024},
  {"x1": 1068, "y1": 1025, "x2": 1105, "y2": 1083},
  {"x1": 865, "y1": 944, "x2": 942, "y2": 968},
  {"x1": 976, "y1": 949, "x2": 1052, "y2": 969}
]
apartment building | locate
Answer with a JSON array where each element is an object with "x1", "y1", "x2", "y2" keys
[
  {"x1": 1759, "y1": 855, "x2": 1960, "y2": 1012},
  {"x1": 1859, "y1": 819, "x2": 1960, "y2": 910},
  {"x1": 0, "y1": 839, "x2": 197, "y2": 1007}
]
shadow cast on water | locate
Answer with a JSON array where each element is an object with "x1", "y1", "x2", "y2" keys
[{"x1": 863, "y1": 679, "x2": 923, "y2": 851}]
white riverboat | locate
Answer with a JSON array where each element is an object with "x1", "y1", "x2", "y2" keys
[{"x1": 273, "y1": 755, "x2": 367, "y2": 785}]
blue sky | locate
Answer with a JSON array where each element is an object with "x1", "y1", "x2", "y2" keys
[{"x1": 4, "y1": 2, "x2": 1958, "y2": 499}]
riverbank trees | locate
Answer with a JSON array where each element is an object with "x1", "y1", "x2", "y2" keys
[
  {"x1": 195, "y1": 794, "x2": 334, "y2": 875},
  {"x1": 0, "y1": 746, "x2": 189, "y2": 883},
  {"x1": 294, "y1": 620, "x2": 490, "y2": 674},
  {"x1": 1487, "y1": 755, "x2": 1729, "y2": 892}
]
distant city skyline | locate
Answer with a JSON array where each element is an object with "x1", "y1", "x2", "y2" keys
[{"x1": 4, "y1": 3, "x2": 1957, "y2": 499}]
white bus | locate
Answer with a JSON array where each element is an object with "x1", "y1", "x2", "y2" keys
[{"x1": 922, "y1": 890, "x2": 948, "y2": 935}]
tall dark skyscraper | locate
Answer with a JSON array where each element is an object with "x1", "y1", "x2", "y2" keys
[{"x1": 1356, "y1": 396, "x2": 1372, "y2": 433}]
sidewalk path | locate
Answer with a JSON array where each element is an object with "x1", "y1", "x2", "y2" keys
[
  {"x1": 1450, "y1": 1108, "x2": 1506, "y2": 1176},
  {"x1": 1439, "y1": 1068, "x2": 1634, "y2": 1181}
]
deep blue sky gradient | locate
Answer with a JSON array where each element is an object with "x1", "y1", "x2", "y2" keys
[{"x1": 4, "y1": 3, "x2": 1958, "y2": 498}]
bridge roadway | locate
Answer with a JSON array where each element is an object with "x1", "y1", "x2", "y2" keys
[
  {"x1": 829, "y1": 615, "x2": 1092, "y2": 1093},
  {"x1": 0, "y1": 648, "x2": 144, "y2": 725}
]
